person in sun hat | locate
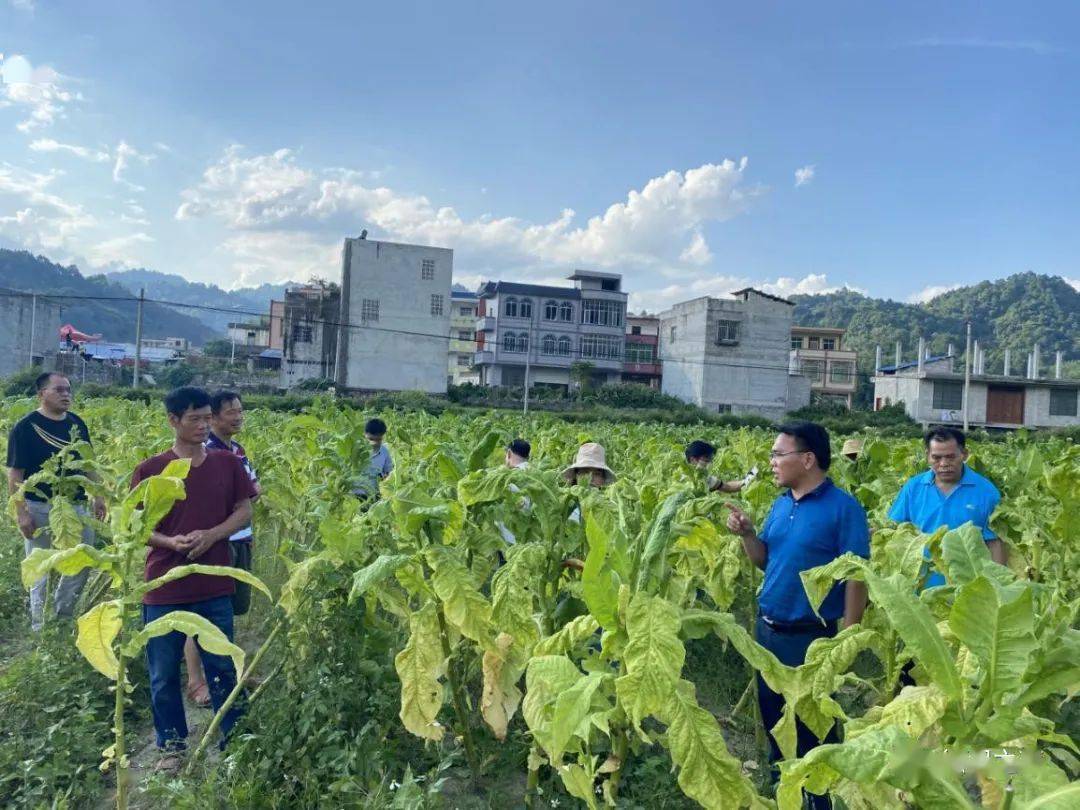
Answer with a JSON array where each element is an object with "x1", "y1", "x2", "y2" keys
[
  {"x1": 840, "y1": 438, "x2": 864, "y2": 462},
  {"x1": 562, "y1": 442, "x2": 616, "y2": 488}
]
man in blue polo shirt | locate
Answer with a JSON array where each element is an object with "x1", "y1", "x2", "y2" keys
[
  {"x1": 888, "y1": 426, "x2": 1005, "y2": 589},
  {"x1": 727, "y1": 422, "x2": 868, "y2": 807}
]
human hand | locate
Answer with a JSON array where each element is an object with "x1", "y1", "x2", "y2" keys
[
  {"x1": 16, "y1": 509, "x2": 34, "y2": 540},
  {"x1": 92, "y1": 496, "x2": 107, "y2": 521},
  {"x1": 725, "y1": 505, "x2": 755, "y2": 539},
  {"x1": 184, "y1": 529, "x2": 218, "y2": 560}
]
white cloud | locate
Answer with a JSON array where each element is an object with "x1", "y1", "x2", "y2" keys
[
  {"x1": 1065, "y1": 277, "x2": 1080, "y2": 292},
  {"x1": 794, "y1": 165, "x2": 816, "y2": 187},
  {"x1": 85, "y1": 232, "x2": 154, "y2": 266},
  {"x1": 0, "y1": 163, "x2": 96, "y2": 254},
  {"x1": 29, "y1": 138, "x2": 109, "y2": 162},
  {"x1": 112, "y1": 140, "x2": 155, "y2": 191},
  {"x1": 10, "y1": 0, "x2": 35, "y2": 12},
  {"x1": 0, "y1": 54, "x2": 80, "y2": 132},
  {"x1": 905, "y1": 37, "x2": 1063, "y2": 55},
  {"x1": 907, "y1": 283, "x2": 962, "y2": 304},
  {"x1": 635, "y1": 271, "x2": 860, "y2": 313},
  {"x1": 176, "y1": 145, "x2": 765, "y2": 288}
]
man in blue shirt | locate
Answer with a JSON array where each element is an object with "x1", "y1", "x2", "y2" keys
[
  {"x1": 728, "y1": 422, "x2": 869, "y2": 806},
  {"x1": 352, "y1": 418, "x2": 394, "y2": 500},
  {"x1": 888, "y1": 426, "x2": 1005, "y2": 589}
]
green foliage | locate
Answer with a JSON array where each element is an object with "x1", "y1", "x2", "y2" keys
[
  {"x1": 202, "y1": 338, "x2": 233, "y2": 357},
  {"x1": 157, "y1": 361, "x2": 198, "y2": 388}
]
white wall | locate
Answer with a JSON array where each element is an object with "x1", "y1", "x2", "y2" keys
[{"x1": 338, "y1": 239, "x2": 452, "y2": 393}]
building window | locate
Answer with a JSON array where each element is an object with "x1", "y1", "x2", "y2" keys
[
  {"x1": 457, "y1": 330, "x2": 474, "y2": 341},
  {"x1": 541, "y1": 334, "x2": 557, "y2": 355},
  {"x1": 557, "y1": 335, "x2": 572, "y2": 356},
  {"x1": 361, "y1": 299, "x2": 379, "y2": 322},
  {"x1": 430, "y1": 294, "x2": 444, "y2": 316},
  {"x1": 717, "y1": 404, "x2": 732, "y2": 414},
  {"x1": 580, "y1": 334, "x2": 622, "y2": 360},
  {"x1": 822, "y1": 337, "x2": 837, "y2": 351},
  {"x1": 670, "y1": 326, "x2": 677, "y2": 343},
  {"x1": 421, "y1": 259, "x2": 435, "y2": 280},
  {"x1": 503, "y1": 332, "x2": 521, "y2": 353},
  {"x1": 932, "y1": 381, "x2": 964, "y2": 410},
  {"x1": 291, "y1": 323, "x2": 313, "y2": 343},
  {"x1": 716, "y1": 320, "x2": 739, "y2": 344},
  {"x1": 559, "y1": 301, "x2": 573, "y2": 322},
  {"x1": 802, "y1": 359, "x2": 825, "y2": 382},
  {"x1": 459, "y1": 306, "x2": 474, "y2": 317},
  {"x1": 519, "y1": 298, "x2": 533, "y2": 319},
  {"x1": 504, "y1": 297, "x2": 518, "y2": 317},
  {"x1": 626, "y1": 343, "x2": 654, "y2": 363},
  {"x1": 1049, "y1": 388, "x2": 1078, "y2": 417},
  {"x1": 631, "y1": 325, "x2": 642, "y2": 336},
  {"x1": 791, "y1": 336, "x2": 804, "y2": 350},
  {"x1": 808, "y1": 336, "x2": 821, "y2": 349},
  {"x1": 456, "y1": 355, "x2": 471, "y2": 367},
  {"x1": 544, "y1": 300, "x2": 558, "y2": 320},
  {"x1": 829, "y1": 362, "x2": 853, "y2": 383},
  {"x1": 517, "y1": 333, "x2": 529, "y2": 353},
  {"x1": 581, "y1": 299, "x2": 623, "y2": 327}
]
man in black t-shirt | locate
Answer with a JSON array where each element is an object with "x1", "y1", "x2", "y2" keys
[{"x1": 6, "y1": 372, "x2": 102, "y2": 631}]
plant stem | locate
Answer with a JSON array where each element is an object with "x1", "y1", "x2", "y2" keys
[
  {"x1": 435, "y1": 602, "x2": 481, "y2": 782},
  {"x1": 732, "y1": 675, "x2": 756, "y2": 718},
  {"x1": 113, "y1": 637, "x2": 128, "y2": 810},
  {"x1": 524, "y1": 747, "x2": 542, "y2": 807},
  {"x1": 183, "y1": 618, "x2": 285, "y2": 776}
]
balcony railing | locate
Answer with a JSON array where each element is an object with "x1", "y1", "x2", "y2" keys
[
  {"x1": 475, "y1": 315, "x2": 496, "y2": 333},
  {"x1": 622, "y1": 362, "x2": 662, "y2": 376}
]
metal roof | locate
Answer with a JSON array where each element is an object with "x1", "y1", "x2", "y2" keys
[
  {"x1": 478, "y1": 280, "x2": 582, "y2": 300},
  {"x1": 878, "y1": 355, "x2": 954, "y2": 373}
]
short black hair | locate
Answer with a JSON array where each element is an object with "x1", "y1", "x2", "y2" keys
[
  {"x1": 164, "y1": 386, "x2": 211, "y2": 418},
  {"x1": 508, "y1": 438, "x2": 531, "y2": 459},
  {"x1": 210, "y1": 390, "x2": 242, "y2": 415},
  {"x1": 777, "y1": 421, "x2": 831, "y2": 471},
  {"x1": 685, "y1": 440, "x2": 715, "y2": 462},
  {"x1": 35, "y1": 372, "x2": 65, "y2": 393},
  {"x1": 364, "y1": 417, "x2": 387, "y2": 436},
  {"x1": 925, "y1": 426, "x2": 966, "y2": 450}
]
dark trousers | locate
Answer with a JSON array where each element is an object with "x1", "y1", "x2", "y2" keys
[
  {"x1": 756, "y1": 616, "x2": 839, "y2": 809},
  {"x1": 229, "y1": 540, "x2": 253, "y2": 616},
  {"x1": 143, "y1": 595, "x2": 244, "y2": 749}
]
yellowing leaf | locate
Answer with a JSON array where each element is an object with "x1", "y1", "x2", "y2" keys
[
  {"x1": 394, "y1": 602, "x2": 446, "y2": 741},
  {"x1": 76, "y1": 600, "x2": 122, "y2": 679},
  {"x1": 48, "y1": 497, "x2": 84, "y2": 549},
  {"x1": 481, "y1": 632, "x2": 522, "y2": 741},
  {"x1": 124, "y1": 610, "x2": 245, "y2": 676},
  {"x1": 615, "y1": 592, "x2": 684, "y2": 729}
]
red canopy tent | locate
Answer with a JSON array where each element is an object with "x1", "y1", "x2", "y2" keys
[{"x1": 59, "y1": 324, "x2": 103, "y2": 344}]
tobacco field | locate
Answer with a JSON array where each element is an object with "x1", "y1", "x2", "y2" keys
[{"x1": 0, "y1": 395, "x2": 1077, "y2": 809}]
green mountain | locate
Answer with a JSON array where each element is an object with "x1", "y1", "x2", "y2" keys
[
  {"x1": 102, "y1": 268, "x2": 294, "y2": 333},
  {"x1": 0, "y1": 249, "x2": 218, "y2": 345},
  {"x1": 792, "y1": 272, "x2": 1080, "y2": 405}
]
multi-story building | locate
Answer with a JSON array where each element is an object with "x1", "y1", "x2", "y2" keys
[
  {"x1": 622, "y1": 315, "x2": 662, "y2": 388},
  {"x1": 448, "y1": 285, "x2": 480, "y2": 386},
  {"x1": 659, "y1": 288, "x2": 811, "y2": 419},
  {"x1": 473, "y1": 271, "x2": 628, "y2": 392},
  {"x1": 0, "y1": 289, "x2": 61, "y2": 379},
  {"x1": 268, "y1": 300, "x2": 285, "y2": 351},
  {"x1": 335, "y1": 237, "x2": 452, "y2": 393},
  {"x1": 873, "y1": 344, "x2": 1078, "y2": 429},
  {"x1": 789, "y1": 326, "x2": 858, "y2": 407},
  {"x1": 140, "y1": 337, "x2": 190, "y2": 352},
  {"x1": 280, "y1": 283, "x2": 340, "y2": 388},
  {"x1": 227, "y1": 319, "x2": 271, "y2": 348}
]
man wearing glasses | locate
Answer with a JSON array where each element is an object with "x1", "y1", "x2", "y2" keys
[
  {"x1": 726, "y1": 421, "x2": 869, "y2": 808},
  {"x1": 888, "y1": 426, "x2": 1005, "y2": 588},
  {"x1": 6, "y1": 372, "x2": 104, "y2": 631}
]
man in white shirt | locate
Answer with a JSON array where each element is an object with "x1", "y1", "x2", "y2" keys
[{"x1": 498, "y1": 439, "x2": 531, "y2": 545}]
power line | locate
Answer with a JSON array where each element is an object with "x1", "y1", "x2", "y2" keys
[{"x1": 0, "y1": 288, "x2": 880, "y2": 381}]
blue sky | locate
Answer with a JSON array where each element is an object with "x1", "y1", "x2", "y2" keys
[{"x1": 2, "y1": 1, "x2": 1078, "y2": 309}]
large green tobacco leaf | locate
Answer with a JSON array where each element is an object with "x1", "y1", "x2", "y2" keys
[
  {"x1": 124, "y1": 610, "x2": 245, "y2": 676},
  {"x1": 523, "y1": 655, "x2": 597, "y2": 763},
  {"x1": 134, "y1": 563, "x2": 271, "y2": 602},
  {"x1": 845, "y1": 685, "x2": 949, "y2": 741},
  {"x1": 582, "y1": 502, "x2": 620, "y2": 629},
  {"x1": 348, "y1": 553, "x2": 413, "y2": 603},
  {"x1": 948, "y1": 574, "x2": 1036, "y2": 708},
  {"x1": 75, "y1": 600, "x2": 122, "y2": 679},
  {"x1": 426, "y1": 546, "x2": 493, "y2": 646},
  {"x1": 547, "y1": 671, "x2": 613, "y2": 765},
  {"x1": 21, "y1": 543, "x2": 115, "y2": 588},
  {"x1": 634, "y1": 491, "x2": 691, "y2": 592},
  {"x1": 615, "y1": 593, "x2": 684, "y2": 729},
  {"x1": 533, "y1": 614, "x2": 600, "y2": 657},
  {"x1": 47, "y1": 497, "x2": 85, "y2": 549},
  {"x1": 1014, "y1": 626, "x2": 1080, "y2": 707},
  {"x1": 394, "y1": 602, "x2": 447, "y2": 741},
  {"x1": 660, "y1": 679, "x2": 764, "y2": 810}
]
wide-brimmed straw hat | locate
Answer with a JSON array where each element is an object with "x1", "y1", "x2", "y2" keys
[
  {"x1": 841, "y1": 438, "x2": 864, "y2": 459},
  {"x1": 562, "y1": 442, "x2": 616, "y2": 485}
]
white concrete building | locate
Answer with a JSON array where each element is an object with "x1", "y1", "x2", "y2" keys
[
  {"x1": 281, "y1": 284, "x2": 339, "y2": 388},
  {"x1": 335, "y1": 237, "x2": 452, "y2": 394},
  {"x1": 448, "y1": 286, "x2": 480, "y2": 386},
  {"x1": 873, "y1": 349, "x2": 1078, "y2": 429},
  {"x1": 659, "y1": 288, "x2": 811, "y2": 419},
  {"x1": 473, "y1": 271, "x2": 627, "y2": 392}
]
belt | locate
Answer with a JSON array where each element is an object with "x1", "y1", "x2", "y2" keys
[{"x1": 761, "y1": 615, "x2": 837, "y2": 634}]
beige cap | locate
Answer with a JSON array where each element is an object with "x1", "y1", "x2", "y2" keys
[
  {"x1": 841, "y1": 438, "x2": 864, "y2": 459},
  {"x1": 562, "y1": 442, "x2": 616, "y2": 485}
]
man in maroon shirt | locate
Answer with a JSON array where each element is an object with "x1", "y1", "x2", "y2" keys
[{"x1": 132, "y1": 386, "x2": 256, "y2": 770}]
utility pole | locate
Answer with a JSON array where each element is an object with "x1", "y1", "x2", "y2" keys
[
  {"x1": 133, "y1": 287, "x2": 144, "y2": 389},
  {"x1": 28, "y1": 293, "x2": 37, "y2": 368},
  {"x1": 522, "y1": 319, "x2": 532, "y2": 415},
  {"x1": 962, "y1": 320, "x2": 971, "y2": 431}
]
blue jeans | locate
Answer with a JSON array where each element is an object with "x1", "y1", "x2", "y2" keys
[
  {"x1": 756, "y1": 616, "x2": 839, "y2": 810},
  {"x1": 143, "y1": 595, "x2": 244, "y2": 749}
]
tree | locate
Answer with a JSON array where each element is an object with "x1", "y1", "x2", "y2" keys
[
  {"x1": 203, "y1": 339, "x2": 232, "y2": 358},
  {"x1": 569, "y1": 361, "x2": 596, "y2": 399}
]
